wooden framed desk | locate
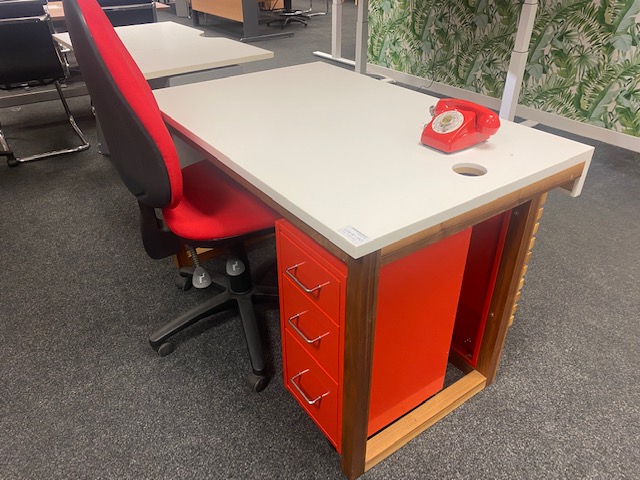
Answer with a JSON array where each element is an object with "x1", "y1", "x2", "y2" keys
[{"x1": 153, "y1": 62, "x2": 593, "y2": 479}]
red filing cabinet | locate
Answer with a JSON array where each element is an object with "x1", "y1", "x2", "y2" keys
[
  {"x1": 276, "y1": 220, "x2": 472, "y2": 449},
  {"x1": 277, "y1": 221, "x2": 347, "y2": 449}
]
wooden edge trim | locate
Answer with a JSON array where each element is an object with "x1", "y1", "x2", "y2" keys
[
  {"x1": 508, "y1": 198, "x2": 544, "y2": 327},
  {"x1": 284, "y1": 217, "x2": 351, "y2": 263},
  {"x1": 558, "y1": 178, "x2": 579, "y2": 193},
  {"x1": 340, "y1": 253, "x2": 382, "y2": 480},
  {"x1": 364, "y1": 370, "x2": 487, "y2": 472},
  {"x1": 475, "y1": 195, "x2": 545, "y2": 385},
  {"x1": 379, "y1": 163, "x2": 585, "y2": 266}
]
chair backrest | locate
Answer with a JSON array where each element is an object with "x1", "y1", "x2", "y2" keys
[
  {"x1": 62, "y1": 0, "x2": 182, "y2": 209},
  {"x1": 0, "y1": 0, "x2": 65, "y2": 87},
  {"x1": 98, "y1": 0, "x2": 155, "y2": 26}
]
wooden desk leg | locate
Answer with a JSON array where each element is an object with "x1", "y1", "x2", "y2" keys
[
  {"x1": 340, "y1": 252, "x2": 381, "y2": 480},
  {"x1": 476, "y1": 194, "x2": 547, "y2": 385},
  {"x1": 508, "y1": 194, "x2": 546, "y2": 328}
]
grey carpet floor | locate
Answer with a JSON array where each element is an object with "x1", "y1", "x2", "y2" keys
[{"x1": 1, "y1": 4, "x2": 639, "y2": 479}]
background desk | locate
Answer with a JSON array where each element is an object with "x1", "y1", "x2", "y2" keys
[
  {"x1": 154, "y1": 62, "x2": 593, "y2": 478},
  {"x1": 53, "y1": 21, "x2": 274, "y2": 86},
  {"x1": 191, "y1": 0, "x2": 290, "y2": 42},
  {"x1": 54, "y1": 21, "x2": 272, "y2": 159},
  {"x1": 0, "y1": 20, "x2": 272, "y2": 109}
]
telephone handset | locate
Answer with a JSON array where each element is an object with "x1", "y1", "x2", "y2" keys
[{"x1": 420, "y1": 98, "x2": 500, "y2": 153}]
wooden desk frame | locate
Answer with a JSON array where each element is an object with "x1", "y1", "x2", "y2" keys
[
  {"x1": 168, "y1": 122, "x2": 585, "y2": 478},
  {"x1": 342, "y1": 167, "x2": 579, "y2": 478}
]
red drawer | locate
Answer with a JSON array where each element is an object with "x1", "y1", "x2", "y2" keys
[
  {"x1": 282, "y1": 277, "x2": 341, "y2": 382},
  {"x1": 277, "y1": 230, "x2": 344, "y2": 321},
  {"x1": 283, "y1": 330, "x2": 340, "y2": 450}
]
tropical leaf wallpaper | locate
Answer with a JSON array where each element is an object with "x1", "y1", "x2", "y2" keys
[{"x1": 368, "y1": 0, "x2": 640, "y2": 136}]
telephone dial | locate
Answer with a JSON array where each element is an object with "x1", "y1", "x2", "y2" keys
[{"x1": 420, "y1": 98, "x2": 501, "y2": 153}]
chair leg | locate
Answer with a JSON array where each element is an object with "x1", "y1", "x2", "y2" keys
[
  {"x1": 148, "y1": 252, "x2": 278, "y2": 391},
  {"x1": 236, "y1": 296, "x2": 268, "y2": 390},
  {"x1": 252, "y1": 284, "x2": 279, "y2": 298},
  {"x1": 0, "y1": 122, "x2": 16, "y2": 166},
  {"x1": 148, "y1": 288, "x2": 234, "y2": 355},
  {"x1": 267, "y1": 4, "x2": 308, "y2": 29},
  {"x1": 267, "y1": 15, "x2": 307, "y2": 28},
  {"x1": 6, "y1": 81, "x2": 90, "y2": 167},
  {"x1": 303, "y1": 0, "x2": 329, "y2": 16}
]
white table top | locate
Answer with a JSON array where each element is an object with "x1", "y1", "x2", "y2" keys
[
  {"x1": 154, "y1": 62, "x2": 594, "y2": 259},
  {"x1": 53, "y1": 21, "x2": 273, "y2": 80}
]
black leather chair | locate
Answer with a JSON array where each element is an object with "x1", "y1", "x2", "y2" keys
[
  {"x1": 97, "y1": 0, "x2": 155, "y2": 26},
  {"x1": 63, "y1": 0, "x2": 279, "y2": 391},
  {"x1": 0, "y1": 0, "x2": 89, "y2": 167}
]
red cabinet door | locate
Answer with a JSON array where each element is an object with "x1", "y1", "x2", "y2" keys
[{"x1": 368, "y1": 228, "x2": 472, "y2": 435}]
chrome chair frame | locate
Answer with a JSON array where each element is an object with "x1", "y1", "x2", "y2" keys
[{"x1": 0, "y1": 2, "x2": 89, "y2": 167}]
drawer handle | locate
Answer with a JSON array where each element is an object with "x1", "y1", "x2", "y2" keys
[
  {"x1": 285, "y1": 263, "x2": 329, "y2": 294},
  {"x1": 290, "y1": 369, "x2": 329, "y2": 405},
  {"x1": 288, "y1": 312, "x2": 330, "y2": 344}
]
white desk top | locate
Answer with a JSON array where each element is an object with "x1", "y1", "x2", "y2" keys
[
  {"x1": 154, "y1": 62, "x2": 593, "y2": 259},
  {"x1": 53, "y1": 21, "x2": 273, "y2": 80}
]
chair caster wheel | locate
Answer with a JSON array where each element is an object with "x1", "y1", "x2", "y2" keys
[
  {"x1": 175, "y1": 274, "x2": 192, "y2": 291},
  {"x1": 7, "y1": 155, "x2": 18, "y2": 167},
  {"x1": 156, "y1": 342, "x2": 175, "y2": 357},
  {"x1": 247, "y1": 372, "x2": 269, "y2": 392}
]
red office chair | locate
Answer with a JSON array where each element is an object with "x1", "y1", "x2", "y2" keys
[{"x1": 62, "y1": 0, "x2": 279, "y2": 391}]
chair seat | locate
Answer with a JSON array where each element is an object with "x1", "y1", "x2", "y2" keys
[{"x1": 163, "y1": 160, "x2": 279, "y2": 242}]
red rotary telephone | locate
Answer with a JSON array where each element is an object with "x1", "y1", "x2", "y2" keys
[{"x1": 421, "y1": 98, "x2": 501, "y2": 153}]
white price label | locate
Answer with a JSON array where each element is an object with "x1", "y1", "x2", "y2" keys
[{"x1": 338, "y1": 226, "x2": 369, "y2": 245}]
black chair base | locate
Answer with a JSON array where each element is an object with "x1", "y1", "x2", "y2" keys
[
  {"x1": 303, "y1": 0, "x2": 328, "y2": 17},
  {"x1": 0, "y1": 81, "x2": 89, "y2": 167},
  {"x1": 267, "y1": 10, "x2": 307, "y2": 28},
  {"x1": 148, "y1": 254, "x2": 278, "y2": 392}
]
